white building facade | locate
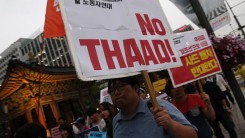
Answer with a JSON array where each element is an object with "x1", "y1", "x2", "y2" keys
[{"x1": 0, "y1": 32, "x2": 74, "y2": 85}]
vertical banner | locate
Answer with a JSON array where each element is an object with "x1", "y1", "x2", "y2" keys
[
  {"x1": 168, "y1": 29, "x2": 222, "y2": 87},
  {"x1": 170, "y1": 0, "x2": 230, "y2": 31},
  {"x1": 59, "y1": 0, "x2": 182, "y2": 81},
  {"x1": 43, "y1": 0, "x2": 66, "y2": 38}
]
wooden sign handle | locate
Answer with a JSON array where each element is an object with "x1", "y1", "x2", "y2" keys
[
  {"x1": 197, "y1": 80, "x2": 204, "y2": 93},
  {"x1": 142, "y1": 70, "x2": 159, "y2": 108}
]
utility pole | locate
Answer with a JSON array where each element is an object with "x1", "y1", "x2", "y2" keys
[
  {"x1": 225, "y1": 0, "x2": 245, "y2": 37},
  {"x1": 189, "y1": 0, "x2": 245, "y2": 119}
]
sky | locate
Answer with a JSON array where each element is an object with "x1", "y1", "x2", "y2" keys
[{"x1": 0, "y1": 0, "x2": 244, "y2": 54}]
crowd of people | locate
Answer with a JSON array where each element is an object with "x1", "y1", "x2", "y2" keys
[{"x1": 12, "y1": 72, "x2": 239, "y2": 138}]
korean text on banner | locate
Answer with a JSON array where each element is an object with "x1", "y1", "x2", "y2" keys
[
  {"x1": 59, "y1": 0, "x2": 182, "y2": 81},
  {"x1": 43, "y1": 0, "x2": 66, "y2": 38},
  {"x1": 168, "y1": 29, "x2": 222, "y2": 87}
]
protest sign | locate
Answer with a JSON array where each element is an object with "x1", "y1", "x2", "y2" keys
[
  {"x1": 59, "y1": 0, "x2": 182, "y2": 81},
  {"x1": 88, "y1": 131, "x2": 107, "y2": 138},
  {"x1": 153, "y1": 79, "x2": 167, "y2": 92},
  {"x1": 100, "y1": 87, "x2": 112, "y2": 104},
  {"x1": 168, "y1": 29, "x2": 222, "y2": 87},
  {"x1": 51, "y1": 126, "x2": 62, "y2": 138}
]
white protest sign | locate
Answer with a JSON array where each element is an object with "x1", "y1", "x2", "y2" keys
[
  {"x1": 59, "y1": 0, "x2": 182, "y2": 80},
  {"x1": 100, "y1": 87, "x2": 112, "y2": 104}
]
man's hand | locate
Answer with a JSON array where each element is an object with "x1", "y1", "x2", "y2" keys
[
  {"x1": 150, "y1": 106, "x2": 198, "y2": 138},
  {"x1": 150, "y1": 106, "x2": 174, "y2": 129}
]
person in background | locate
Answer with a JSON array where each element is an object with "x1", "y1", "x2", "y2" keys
[
  {"x1": 87, "y1": 107, "x2": 106, "y2": 132},
  {"x1": 99, "y1": 102, "x2": 119, "y2": 138},
  {"x1": 139, "y1": 87, "x2": 147, "y2": 99},
  {"x1": 165, "y1": 80, "x2": 215, "y2": 138},
  {"x1": 73, "y1": 117, "x2": 89, "y2": 133},
  {"x1": 58, "y1": 116, "x2": 79, "y2": 137},
  {"x1": 15, "y1": 123, "x2": 47, "y2": 138},
  {"x1": 58, "y1": 116, "x2": 67, "y2": 125},
  {"x1": 209, "y1": 74, "x2": 235, "y2": 108},
  {"x1": 184, "y1": 81, "x2": 199, "y2": 94},
  {"x1": 59, "y1": 123, "x2": 75, "y2": 138},
  {"x1": 107, "y1": 75, "x2": 197, "y2": 138},
  {"x1": 200, "y1": 78, "x2": 237, "y2": 138}
]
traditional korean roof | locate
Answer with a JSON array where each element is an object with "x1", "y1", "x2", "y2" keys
[
  {"x1": 0, "y1": 60, "x2": 78, "y2": 101},
  {"x1": 0, "y1": 59, "x2": 98, "y2": 116}
]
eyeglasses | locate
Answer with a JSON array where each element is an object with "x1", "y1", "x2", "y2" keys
[{"x1": 108, "y1": 83, "x2": 129, "y2": 96}]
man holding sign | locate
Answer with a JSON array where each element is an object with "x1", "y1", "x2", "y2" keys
[{"x1": 107, "y1": 76, "x2": 197, "y2": 138}]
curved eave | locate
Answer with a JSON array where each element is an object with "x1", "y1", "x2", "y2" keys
[{"x1": 0, "y1": 60, "x2": 78, "y2": 100}]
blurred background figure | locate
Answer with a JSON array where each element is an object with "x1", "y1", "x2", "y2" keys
[
  {"x1": 58, "y1": 116, "x2": 79, "y2": 137},
  {"x1": 200, "y1": 78, "x2": 237, "y2": 138},
  {"x1": 165, "y1": 81, "x2": 215, "y2": 138},
  {"x1": 58, "y1": 116, "x2": 67, "y2": 126},
  {"x1": 73, "y1": 117, "x2": 89, "y2": 133},
  {"x1": 15, "y1": 123, "x2": 47, "y2": 138},
  {"x1": 209, "y1": 74, "x2": 235, "y2": 108},
  {"x1": 59, "y1": 123, "x2": 75, "y2": 138},
  {"x1": 87, "y1": 107, "x2": 106, "y2": 132},
  {"x1": 139, "y1": 88, "x2": 147, "y2": 99},
  {"x1": 184, "y1": 81, "x2": 199, "y2": 94},
  {"x1": 99, "y1": 102, "x2": 119, "y2": 138}
]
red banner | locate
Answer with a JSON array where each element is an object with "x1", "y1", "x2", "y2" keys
[
  {"x1": 43, "y1": 0, "x2": 65, "y2": 38},
  {"x1": 169, "y1": 29, "x2": 222, "y2": 87},
  {"x1": 170, "y1": 47, "x2": 221, "y2": 86}
]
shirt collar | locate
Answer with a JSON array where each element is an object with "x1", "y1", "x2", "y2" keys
[{"x1": 117, "y1": 99, "x2": 147, "y2": 121}]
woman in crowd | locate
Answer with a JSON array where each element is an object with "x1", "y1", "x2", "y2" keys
[
  {"x1": 99, "y1": 102, "x2": 119, "y2": 138},
  {"x1": 59, "y1": 123, "x2": 76, "y2": 138}
]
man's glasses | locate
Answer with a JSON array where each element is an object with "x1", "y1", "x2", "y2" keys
[{"x1": 108, "y1": 83, "x2": 129, "y2": 96}]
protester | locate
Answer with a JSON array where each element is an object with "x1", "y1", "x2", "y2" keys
[
  {"x1": 73, "y1": 117, "x2": 89, "y2": 133},
  {"x1": 165, "y1": 80, "x2": 215, "y2": 138},
  {"x1": 107, "y1": 75, "x2": 197, "y2": 138},
  {"x1": 200, "y1": 78, "x2": 237, "y2": 138},
  {"x1": 209, "y1": 74, "x2": 235, "y2": 107},
  {"x1": 58, "y1": 116, "x2": 80, "y2": 137},
  {"x1": 58, "y1": 116, "x2": 68, "y2": 126},
  {"x1": 99, "y1": 102, "x2": 119, "y2": 138},
  {"x1": 59, "y1": 123, "x2": 76, "y2": 138},
  {"x1": 184, "y1": 81, "x2": 199, "y2": 94},
  {"x1": 87, "y1": 107, "x2": 106, "y2": 132},
  {"x1": 15, "y1": 123, "x2": 47, "y2": 138},
  {"x1": 139, "y1": 87, "x2": 147, "y2": 99}
]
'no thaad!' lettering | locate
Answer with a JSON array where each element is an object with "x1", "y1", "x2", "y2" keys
[{"x1": 79, "y1": 13, "x2": 176, "y2": 70}]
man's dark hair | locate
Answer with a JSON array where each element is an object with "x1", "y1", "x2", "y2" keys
[
  {"x1": 87, "y1": 107, "x2": 98, "y2": 117},
  {"x1": 107, "y1": 75, "x2": 140, "y2": 91},
  {"x1": 15, "y1": 123, "x2": 47, "y2": 138}
]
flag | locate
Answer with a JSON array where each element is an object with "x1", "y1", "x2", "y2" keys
[{"x1": 43, "y1": 0, "x2": 65, "y2": 38}]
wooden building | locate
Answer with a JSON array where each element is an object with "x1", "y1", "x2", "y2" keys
[{"x1": 0, "y1": 60, "x2": 96, "y2": 134}]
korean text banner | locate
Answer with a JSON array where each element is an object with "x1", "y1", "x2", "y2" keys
[
  {"x1": 168, "y1": 29, "x2": 222, "y2": 87},
  {"x1": 59, "y1": 0, "x2": 182, "y2": 81}
]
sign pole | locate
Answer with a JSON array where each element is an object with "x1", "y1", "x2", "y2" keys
[
  {"x1": 197, "y1": 80, "x2": 203, "y2": 93},
  {"x1": 142, "y1": 70, "x2": 158, "y2": 108}
]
